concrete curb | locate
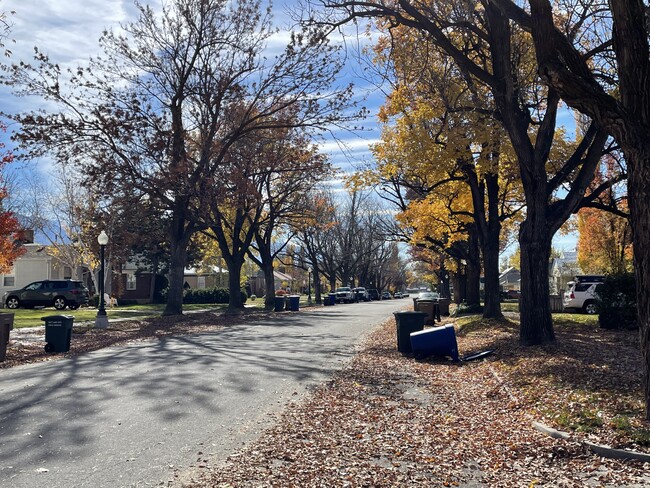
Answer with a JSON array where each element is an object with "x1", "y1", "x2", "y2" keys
[{"x1": 533, "y1": 421, "x2": 650, "y2": 462}]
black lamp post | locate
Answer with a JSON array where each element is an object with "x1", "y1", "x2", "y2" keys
[
  {"x1": 308, "y1": 269, "x2": 312, "y2": 305},
  {"x1": 95, "y1": 230, "x2": 109, "y2": 329}
]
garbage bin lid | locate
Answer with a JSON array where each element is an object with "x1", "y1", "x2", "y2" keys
[{"x1": 41, "y1": 315, "x2": 74, "y2": 321}]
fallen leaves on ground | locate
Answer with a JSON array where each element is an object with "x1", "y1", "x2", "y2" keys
[{"x1": 182, "y1": 315, "x2": 650, "y2": 487}]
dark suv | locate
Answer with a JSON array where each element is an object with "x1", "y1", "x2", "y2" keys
[{"x1": 3, "y1": 280, "x2": 90, "y2": 310}]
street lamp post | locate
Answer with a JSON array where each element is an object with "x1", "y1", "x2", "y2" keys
[
  {"x1": 95, "y1": 230, "x2": 109, "y2": 329},
  {"x1": 308, "y1": 269, "x2": 312, "y2": 305}
]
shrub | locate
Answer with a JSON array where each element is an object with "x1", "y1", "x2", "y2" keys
[
  {"x1": 156, "y1": 287, "x2": 248, "y2": 305},
  {"x1": 250, "y1": 294, "x2": 256, "y2": 301},
  {"x1": 596, "y1": 273, "x2": 636, "y2": 329},
  {"x1": 451, "y1": 302, "x2": 483, "y2": 317}
]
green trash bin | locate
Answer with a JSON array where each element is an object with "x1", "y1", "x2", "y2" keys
[
  {"x1": 274, "y1": 296, "x2": 286, "y2": 312},
  {"x1": 288, "y1": 295, "x2": 300, "y2": 311},
  {"x1": 393, "y1": 311, "x2": 426, "y2": 353},
  {"x1": 0, "y1": 312, "x2": 14, "y2": 362},
  {"x1": 42, "y1": 315, "x2": 74, "y2": 353}
]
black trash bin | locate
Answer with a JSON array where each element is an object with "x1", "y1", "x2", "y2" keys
[
  {"x1": 42, "y1": 315, "x2": 74, "y2": 353},
  {"x1": 393, "y1": 311, "x2": 426, "y2": 353},
  {"x1": 288, "y1": 295, "x2": 300, "y2": 311},
  {"x1": 0, "y1": 312, "x2": 14, "y2": 362},
  {"x1": 274, "y1": 296, "x2": 286, "y2": 312}
]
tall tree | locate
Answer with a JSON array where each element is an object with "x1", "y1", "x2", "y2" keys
[
  {"x1": 0, "y1": 122, "x2": 24, "y2": 272},
  {"x1": 320, "y1": 0, "x2": 619, "y2": 345},
  {"x1": 246, "y1": 128, "x2": 330, "y2": 310},
  {"x1": 486, "y1": 0, "x2": 650, "y2": 419},
  {"x1": 4, "y1": 0, "x2": 355, "y2": 316}
]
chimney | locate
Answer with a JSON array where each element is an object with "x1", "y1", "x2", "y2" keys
[{"x1": 19, "y1": 229, "x2": 35, "y2": 244}]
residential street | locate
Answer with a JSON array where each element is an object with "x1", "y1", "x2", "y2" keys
[{"x1": 0, "y1": 301, "x2": 401, "y2": 487}]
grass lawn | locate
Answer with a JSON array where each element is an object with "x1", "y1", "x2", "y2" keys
[{"x1": 4, "y1": 303, "x2": 229, "y2": 329}]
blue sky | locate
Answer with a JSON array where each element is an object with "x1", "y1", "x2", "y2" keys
[
  {"x1": 0, "y1": 0, "x2": 383, "y2": 176},
  {"x1": 0, "y1": 0, "x2": 578, "y2": 255}
]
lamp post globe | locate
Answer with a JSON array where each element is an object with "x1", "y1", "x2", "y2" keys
[{"x1": 95, "y1": 230, "x2": 109, "y2": 329}]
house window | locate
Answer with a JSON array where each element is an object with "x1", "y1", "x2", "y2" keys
[
  {"x1": 3, "y1": 276, "x2": 14, "y2": 287},
  {"x1": 126, "y1": 273, "x2": 137, "y2": 291},
  {"x1": 197, "y1": 276, "x2": 206, "y2": 289},
  {"x1": 63, "y1": 266, "x2": 73, "y2": 279}
]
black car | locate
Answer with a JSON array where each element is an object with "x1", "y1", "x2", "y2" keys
[
  {"x1": 3, "y1": 280, "x2": 90, "y2": 310},
  {"x1": 367, "y1": 289, "x2": 380, "y2": 301}
]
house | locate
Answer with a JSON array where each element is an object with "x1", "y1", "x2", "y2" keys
[
  {"x1": 499, "y1": 267, "x2": 521, "y2": 291},
  {"x1": 183, "y1": 265, "x2": 229, "y2": 289},
  {"x1": 112, "y1": 261, "x2": 230, "y2": 303},
  {"x1": 249, "y1": 269, "x2": 295, "y2": 297},
  {"x1": 0, "y1": 232, "x2": 90, "y2": 298},
  {"x1": 549, "y1": 251, "x2": 581, "y2": 294}
]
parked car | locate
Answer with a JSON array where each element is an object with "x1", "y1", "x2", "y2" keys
[
  {"x1": 352, "y1": 287, "x2": 370, "y2": 302},
  {"x1": 563, "y1": 277, "x2": 605, "y2": 314},
  {"x1": 367, "y1": 289, "x2": 380, "y2": 301},
  {"x1": 505, "y1": 289, "x2": 521, "y2": 300},
  {"x1": 393, "y1": 291, "x2": 403, "y2": 299},
  {"x1": 381, "y1": 291, "x2": 392, "y2": 300},
  {"x1": 3, "y1": 280, "x2": 90, "y2": 310},
  {"x1": 417, "y1": 291, "x2": 440, "y2": 301},
  {"x1": 334, "y1": 286, "x2": 354, "y2": 303}
]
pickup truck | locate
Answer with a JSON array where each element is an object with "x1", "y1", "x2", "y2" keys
[{"x1": 335, "y1": 287, "x2": 354, "y2": 303}]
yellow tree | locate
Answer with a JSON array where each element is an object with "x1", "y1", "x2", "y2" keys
[
  {"x1": 367, "y1": 23, "x2": 524, "y2": 314},
  {"x1": 577, "y1": 206, "x2": 632, "y2": 274}
]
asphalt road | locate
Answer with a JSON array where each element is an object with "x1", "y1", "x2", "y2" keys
[{"x1": 0, "y1": 300, "x2": 404, "y2": 487}]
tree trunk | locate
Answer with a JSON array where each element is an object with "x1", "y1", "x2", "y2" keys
[
  {"x1": 314, "y1": 268, "x2": 322, "y2": 304},
  {"x1": 148, "y1": 253, "x2": 159, "y2": 304},
  {"x1": 453, "y1": 270, "x2": 465, "y2": 304},
  {"x1": 263, "y1": 263, "x2": 275, "y2": 310},
  {"x1": 224, "y1": 255, "x2": 245, "y2": 309},
  {"x1": 519, "y1": 219, "x2": 555, "y2": 345},
  {"x1": 164, "y1": 237, "x2": 188, "y2": 316},
  {"x1": 482, "y1": 237, "x2": 503, "y2": 318},
  {"x1": 466, "y1": 230, "x2": 481, "y2": 307},
  {"x1": 626, "y1": 146, "x2": 650, "y2": 419},
  {"x1": 439, "y1": 271, "x2": 451, "y2": 298}
]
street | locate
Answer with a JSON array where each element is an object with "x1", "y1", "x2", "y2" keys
[{"x1": 0, "y1": 300, "x2": 403, "y2": 487}]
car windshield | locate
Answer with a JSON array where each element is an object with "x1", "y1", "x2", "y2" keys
[{"x1": 336, "y1": 287, "x2": 351, "y2": 292}]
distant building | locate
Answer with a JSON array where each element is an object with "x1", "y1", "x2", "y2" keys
[
  {"x1": 499, "y1": 267, "x2": 521, "y2": 291},
  {"x1": 0, "y1": 232, "x2": 91, "y2": 297},
  {"x1": 549, "y1": 251, "x2": 581, "y2": 294}
]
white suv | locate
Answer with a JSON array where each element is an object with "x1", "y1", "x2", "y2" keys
[{"x1": 563, "y1": 278, "x2": 604, "y2": 314}]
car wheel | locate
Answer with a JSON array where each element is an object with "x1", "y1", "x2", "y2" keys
[
  {"x1": 5, "y1": 296, "x2": 19, "y2": 309},
  {"x1": 68, "y1": 304, "x2": 80, "y2": 310},
  {"x1": 583, "y1": 301, "x2": 597, "y2": 315},
  {"x1": 53, "y1": 296, "x2": 67, "y2": 310}
]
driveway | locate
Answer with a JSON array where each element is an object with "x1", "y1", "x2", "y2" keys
[{"x1": 0, "y1": 300, "x2": 404, "y2": 487}]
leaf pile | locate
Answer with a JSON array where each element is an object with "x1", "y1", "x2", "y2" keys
[{"x1": 183, "y1": 316, "x2": 650, "y2": 487}]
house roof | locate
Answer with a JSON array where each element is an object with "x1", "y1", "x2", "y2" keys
[
  {"x1": 184, "y1": 265, "x2": 228, "y2": 275},
  {"x1": 499, "y1": 267, "x2": 519, "y2": 278},
  {"x1": 20, "y1": 243, "x2": 52, "y2": 260},
  {"x1": 273, "y1": 270, "x2": 294, "y2": 282}
]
